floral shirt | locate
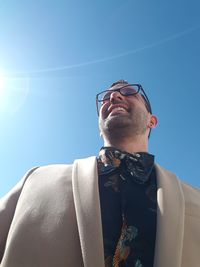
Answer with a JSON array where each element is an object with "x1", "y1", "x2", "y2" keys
[{"x1": 97, "y1": 147, "x2": 157, "y2": 267}]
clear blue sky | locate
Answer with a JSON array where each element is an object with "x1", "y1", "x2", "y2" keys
[{"x1": 0, "y1": 0, "x2": 200, "y2": 197}]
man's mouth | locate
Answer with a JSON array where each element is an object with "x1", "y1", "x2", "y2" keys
[{"x1": 108, "y1": 105, "x2": 128, "y2": 116}]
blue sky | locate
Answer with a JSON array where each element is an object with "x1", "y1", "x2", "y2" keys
[{"x1": 0, "y1": 0, "x2": 200, "y2": 197}]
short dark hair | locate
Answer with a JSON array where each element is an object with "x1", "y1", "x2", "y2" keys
[{"x1": 110, "y1": 79, "x2": 129, "y2": 88}]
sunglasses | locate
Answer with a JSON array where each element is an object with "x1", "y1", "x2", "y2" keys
[{"x1": 96, "y1": 83, "x2": 152, "y2": 115}]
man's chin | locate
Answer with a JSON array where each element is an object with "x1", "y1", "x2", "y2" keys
[{"x1": 103, "y1": 116, "x2": 130, "y2": 130}]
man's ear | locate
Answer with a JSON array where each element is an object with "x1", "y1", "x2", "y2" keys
[{"x1": 148, "y1": 115, "x2": 158, "y2": 129}]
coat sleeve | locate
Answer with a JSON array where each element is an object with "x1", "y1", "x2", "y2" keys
[{"x1": 0, "y1": 167, "x2": 39, "y2": 262}]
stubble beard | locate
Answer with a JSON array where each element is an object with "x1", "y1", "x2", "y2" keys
[{"x1": 99, "y1": 108, "x2": 148, "y2": 142}]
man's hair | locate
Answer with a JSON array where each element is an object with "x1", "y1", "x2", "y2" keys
[{"x1": 110, "y1": 79, "x2": 129, "y2": 88}]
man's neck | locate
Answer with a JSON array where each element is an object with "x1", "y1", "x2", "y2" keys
[{"x1": 103, "y1": 136, "x2": 148, "y2": 154}]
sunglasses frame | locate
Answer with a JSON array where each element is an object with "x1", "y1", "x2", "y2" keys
[{"x1": 96, "y1": 83, "x2": 152, "y2": 116}]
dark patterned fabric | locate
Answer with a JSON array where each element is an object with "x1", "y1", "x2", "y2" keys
[{"x1": 97, "y1": 147, "x2": 157, "y2": 267}]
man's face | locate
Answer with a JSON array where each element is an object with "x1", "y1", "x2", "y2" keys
[{"x1": 99, "y1": 83, "x2": 151, "y2": 139}]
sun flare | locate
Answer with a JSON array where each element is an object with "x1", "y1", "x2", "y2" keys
[
  {"x1": 0, "y1": 74, "x2": 6, "y2": 98},
  {"x1": 0, "y1": 72, "x2": 30, "y2": 113}
]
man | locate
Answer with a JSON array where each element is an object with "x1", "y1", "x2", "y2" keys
[{"x1": 0, "y1": 80, "x2": 200, "y2": 267}]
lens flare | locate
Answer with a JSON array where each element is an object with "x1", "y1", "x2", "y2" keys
[
  {"x1": 0, "y1": 73, "x2": 6, "y2": 98},
  {"x1": 0, "y1": 72, "x2": 29, "y2": 114}
]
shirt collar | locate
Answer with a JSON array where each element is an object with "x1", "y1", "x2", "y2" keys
[{"x1": 98, "y1": 146, "x2": 155, "y2": 184}]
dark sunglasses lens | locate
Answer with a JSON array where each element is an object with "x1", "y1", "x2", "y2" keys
[
  {"x1": 120, "y1": 85, "x2": 139, "y2": 95},
  {"x1": 99, "y1": 85, "x2": 139, "y2": 101},
  {"x1": 102, "y1": 91, "x2": 112, "y2": 101}
]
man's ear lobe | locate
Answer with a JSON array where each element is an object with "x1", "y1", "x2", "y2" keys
[{"x1": 149, "y1": 115, "x2": 158, "y2": 129}]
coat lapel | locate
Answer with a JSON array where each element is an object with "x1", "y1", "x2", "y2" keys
[
  {"x1": 72, "y1": 158, "x2": 185, "y2": 267},
  {"x1": 72, "y1": 156, "x2": 104, "y2": 267},
  {"x1": 154, "y1": 164, "x2": 185, "y2": 267}
]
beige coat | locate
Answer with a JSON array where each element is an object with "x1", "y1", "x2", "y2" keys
[{"x1": 0, "y1": 156, "x2": 200, "y2": 267}]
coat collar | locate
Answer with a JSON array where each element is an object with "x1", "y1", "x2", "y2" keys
[
  {"x1": 72, "y1": 156, "x2": 104, "y2": 267},
  {"x1": 72, "y1": 157, "x2": 185, "y2": 267}
]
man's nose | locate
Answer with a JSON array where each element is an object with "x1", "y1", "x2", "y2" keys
[{"x1": 109, "y1": 90, "x2": 123, "y2": 103}]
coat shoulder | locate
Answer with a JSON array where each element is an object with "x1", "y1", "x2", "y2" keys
[
  {"x1": 155, "y1": 163, "x2": 200, "y2": 217},
  {"x1": 32, "y1": 163, "x2": 73, "y2": 177},
  {"x1": 180, "y1": 181, "x2": 200, "y2": 216}
]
